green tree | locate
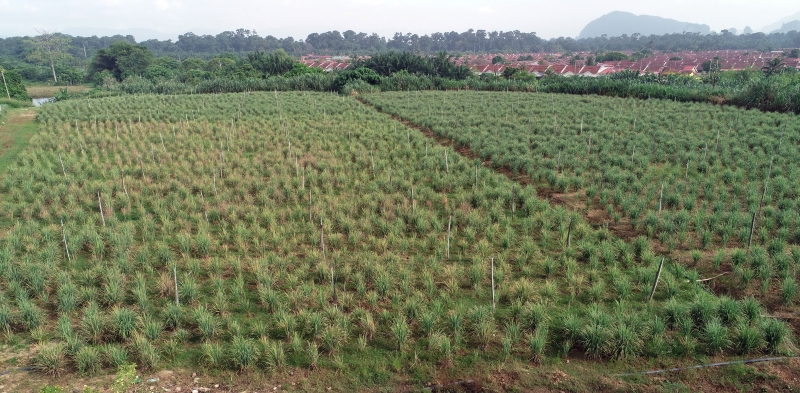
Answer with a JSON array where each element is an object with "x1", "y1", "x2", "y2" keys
[
  {"x1": 0, "y1": 67, "x2": 31, "y2": 101},
  {"x1": 762, "y1": 57, "x2": 785, "y2": 77},
  {"x1": 491, "y1": 55, "x2": 505, "y2": 64},
  {"x1": 89, "y1": 41, "x2": 154, "y2": 81},
  {"x1": 247, "y1": 49, "x2": 296, "y2": 77},
  {"x1": 0, "y1": 65, "x2": 10, "y2": 99},
  {"x1": 25, "y1": 31, "x2": 73, "y2": 83}
]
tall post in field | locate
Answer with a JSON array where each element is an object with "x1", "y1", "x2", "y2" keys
[
  {"x1": 320, "y1": 219, "x2": 326, "y2": 258},
  {"x1": 648, "y1": 257, "x2": 665, "y2": 303},
  {"x1": 446, "y1": 215, "x2": 452, "y2": 258},
  {"x1": 658, "y1": 183, "x2": 664, "y2": 215},
  {"x1": 565, "y1": 217, "x2": 573, "y2": 248},
  {"x1": 685, "y1": 160, "x2": 690, "y2": 179},
  {"x1": 411, "y1": 187, "x2": 415, "y2": 214},
  {"x1": 748, "y1": 211, "x2": 757, "y2": 249},
  {"x1": 61, "y1": 219, "x2": 72, "y2": 263},
  {"x1": 511, "y1": 185, "x2": 515, "y2": 215},
  {"x1": 173, "y1": 266, "x2": 180, "y2": 306},
  {"x1": 59, "y1": 154, "x2": 67, "y2": 177},
  {"x1": 331, "y1": 264, "x2": 337, "y2": 308},
  {"x1": 490, "y1": 257, "x2": 495, "y2": 311},
  {"x1": 98, "y1": 192, "x2": 106, "y2": 226}
]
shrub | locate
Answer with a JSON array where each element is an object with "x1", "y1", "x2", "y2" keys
[
  {"x1": 74, "y1": 346, "x2": 102, "y2": 376},
  {"x1": 34, "y1": 342, "x2": 66, "y2": 376}
]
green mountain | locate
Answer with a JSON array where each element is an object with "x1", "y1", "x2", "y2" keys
[{"x1": 578, "y1": 11, "x2": 710, "y2": 39}]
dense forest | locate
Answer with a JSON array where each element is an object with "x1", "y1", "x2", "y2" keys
[{"x1": 2, "y1": 28, "x2": 800, "y2": 63}]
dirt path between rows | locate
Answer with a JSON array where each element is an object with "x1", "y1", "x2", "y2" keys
[{"x1": 356, "y1": 97, "x2": 639, "y2": 242}]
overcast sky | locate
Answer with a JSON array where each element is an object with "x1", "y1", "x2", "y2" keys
[{"x1": 1, "y1": 0, "x2": 798, "y2": 41}]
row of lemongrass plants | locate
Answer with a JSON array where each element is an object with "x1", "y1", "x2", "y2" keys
[
  {"x1": 361, "y1": 90, "x2": 800, "y2": 307},
  {"x1": 0, "y1": 91, "x2": 792, "y2": 381}
]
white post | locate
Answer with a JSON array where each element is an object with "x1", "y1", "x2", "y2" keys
[
  {"x1": 648, "y1": 257, "x2": 665, "y2": 303},
  {"x1": 173, "y1": 266, "x2": 180, "y2": 306},
  {"x1": 61, "y1": 219, "x2": 72, "y2": 262},
  {"x1": 658, "y1": 183, "x2": 664, "y2": 215},
  {"x1": 490, "y1": 257, "x2": 495, "y2": 311},
  {"x1": 59, "y1": 154, "x2": 67, "y2": 177},
  {"x1": 320, "y1": 219, "x2": 326, "y2": 258},
  {"x1": 98, "y1": 192, "x2": 106, "y2": 226},
  {"x1": 445, "y1": 150, "x2": 449, "y2": 174},
  {"x1": 446, "y1": 215, "x2": 452, "y2": 258},
  {"x1": 200, "y1": 190, "x2": 209, "y2": 223}
]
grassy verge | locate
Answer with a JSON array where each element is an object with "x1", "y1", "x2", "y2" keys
[
  {"x1": 26, "y1": 84, "x2": 93, "y2": 98},
  {"x1": 0, "y1": 107, "x2": 38, "y2": 175}
]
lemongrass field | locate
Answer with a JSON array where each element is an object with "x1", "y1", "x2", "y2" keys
[{"x1": 0, "y1": 91, "x2": 794, "y2": 386}]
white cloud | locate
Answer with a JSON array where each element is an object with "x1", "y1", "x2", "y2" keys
[{"x1": 155, "y1": 0, "x2": 180, "y2": 11}]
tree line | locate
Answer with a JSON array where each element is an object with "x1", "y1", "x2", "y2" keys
[{"x1": 3, "y1": 28, "x2": 800, "y2": 63}]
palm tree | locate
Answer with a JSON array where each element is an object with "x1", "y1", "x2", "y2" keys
[{"x1": 762, "y1": 57, "x2": 784, "y2": 77}]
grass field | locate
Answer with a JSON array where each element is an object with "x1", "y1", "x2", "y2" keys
[
  {"x1": 26, "y1": 85, "x2": 93, "y2": 99},
  {"x1": 0, "y1": 107, "x2": 38, "y2": 175},
  {"x1": 361, "y1": 91, "x2": 800, "y2": 313},
  {"x1": 0, "y1": 91, "x2": 797, "y2": 392}
]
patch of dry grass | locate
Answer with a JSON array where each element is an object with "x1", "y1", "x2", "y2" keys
[{"x1": 26, "y1": 85, "x2": 92, "y2": 98}]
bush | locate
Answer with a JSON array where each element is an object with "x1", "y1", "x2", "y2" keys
[
  {"x1": 34, "y1": 342, "x2": 66, "y2": 376},
  {"x1": 0, "y1": 69, "x2": 31, "y2": 101},
  {"x1": 74, "y1": 346, "x2": 102, "y2": 376},
  {"x1": 0, "y1": 98, "x2": 33, "y2": 110}
]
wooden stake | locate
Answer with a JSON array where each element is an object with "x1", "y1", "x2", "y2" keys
[
  {"x1": 490, "y1": 257, "x2": 496, "y2": 311},
  {"x1": 61, "y1": 219, "x2": 72, "y2": 263},
  {"x1": 648, "y1": 257, "x2": 665, "y2": 303},
  {"x1": 320, "y1": 219, "x2": 326, "y2": 258},
  {"x1": 213, "y1": 170, "x2": 218, "y2": 196},
  {"x1": 98, "y1": 192, "x2": 106, "y2": 226},
  {"x1": 511, "y1": 185, "x2": 515, "y2": 214},
  {"x1": 173, "y1": 266, "x2": 180, "y2": 306},
  {"x1": 748, "y1": 211, "x2": 757, "y2": 249},
  {"x1": 331, "y1": 264, "x2": 337, "y2": 308},
  {"x1": 446, "y1": 215, "x2": 452, "y2": 258},
  {"x1": 200, "y1": 190, "x2": 209, "y2": 223},
  {"x1": 566, "y1": 217, "x2": 573, "y2": 248},
  {"x1": 59, "y1": 154, "x2": 67, "y2": 177},
  {"x1": 685, "y1": 160, "x2": 690, "y2": 179},
  {"x1": 658, "y1": 183, "x2": 664, "y2": 215}
]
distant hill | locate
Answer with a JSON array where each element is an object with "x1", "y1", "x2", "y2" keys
[
  {"x1": 769, "y1": 20, "x2": 800, "y2": 34},
  {"x1": 761, "y1": 11, "x2": 800, "y2": 33},
  {"x1": 578, "y1": 11, "x2": 710, "y2": 39}
]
